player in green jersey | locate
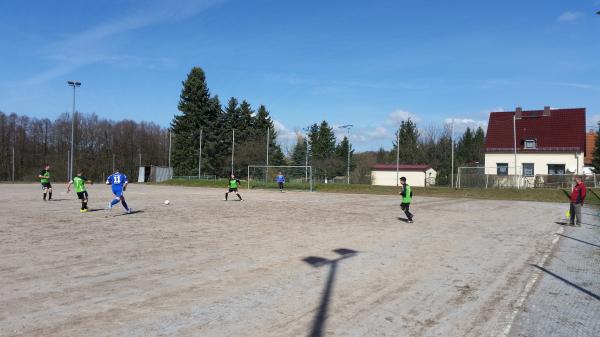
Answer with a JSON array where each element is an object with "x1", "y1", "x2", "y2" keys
[
  {"x1": 67, "y1": 171, "x2": 93, "y2": 212},
  {"x1": 399, "y1": 176, "x2": 414, "y2": 223},
  {"x1": 224, "y1": 174, "x2": 243, "y2": 201},
  {"x1": 38, "y1": 164, "x2": 52, "y2": 201}
]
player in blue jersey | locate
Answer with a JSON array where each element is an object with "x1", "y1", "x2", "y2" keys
[
  {"x1": 275, "y1": 171, "x2": 286, "y2": 192},
  {"x1": 106, "y1": 168, "x2": 132, "y2": 213}
]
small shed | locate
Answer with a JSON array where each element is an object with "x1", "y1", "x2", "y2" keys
[{"x1": 371, "y1": 164, "x2": 436, "y2": 187}]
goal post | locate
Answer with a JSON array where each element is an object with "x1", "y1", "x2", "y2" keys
[{"x1": 247, "y1": 165, "x2": 313, "y2": 191}]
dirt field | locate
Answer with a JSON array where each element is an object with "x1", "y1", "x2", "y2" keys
[{"x1": 0, "y1": 184, "x2": 565, "y2": 337}]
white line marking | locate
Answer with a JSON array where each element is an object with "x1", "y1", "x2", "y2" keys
[{"x1": 500, "y1": 225, "x2": 565, "y2": 337}]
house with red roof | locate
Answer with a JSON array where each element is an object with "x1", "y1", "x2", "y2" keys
[
  {"x1": 484, "y1": 107, "x2": 586, "y2": 178},
  {"x1": 371, "y1": 164, "x2": 437, "y2": 187}
]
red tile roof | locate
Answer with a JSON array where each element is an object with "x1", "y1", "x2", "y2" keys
[
  {"x1": 485, "y1": 108, "x2": 586, "y2": 153},
  {"x1": 372, "y1": 164, "x2": 432, "y2": 171}
]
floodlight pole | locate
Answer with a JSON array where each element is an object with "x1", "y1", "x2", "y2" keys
[
  {"x1": 266, "y1": 126, "x2": 270, "y2": 182},
  {"x1": 168, "y1": 129, "x2": 172, "y2": 170},
  {"x1": 338, "y1": 124, "x2": 353, "y2": 184},
  {"x1": 67, "y1": 80, "x2": 81, "y2": 181},
  {"x1": 303, "y1": 126, "x2": 310, "y2": 183},
  {"x1": 231, "y1": 128, "x2": 235, "y2": 175},
  {"x1": 11, "y1": 146, "x2": 15, "y2": 182},
  {"x1": 396, "y1": 127, "x2": 400, "y2": 187},
  {"x1": 513, "y1": 114, "x2": 518, "y2": 189},
  {"x1": 451, "y1": 119, "x2": 455, "y2": 188}
]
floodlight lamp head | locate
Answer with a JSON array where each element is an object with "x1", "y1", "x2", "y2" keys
[{"x1": 67, "y1": 81, "x2": 81, "y2": 87}]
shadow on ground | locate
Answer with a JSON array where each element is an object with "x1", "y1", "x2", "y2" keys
[{"x1": 302, "y1": 248, "x2": 358, "y2": 337}]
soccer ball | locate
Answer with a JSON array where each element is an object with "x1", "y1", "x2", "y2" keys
[{"x1": 164, "y1": 200, "x2": 170, "y2": 205}]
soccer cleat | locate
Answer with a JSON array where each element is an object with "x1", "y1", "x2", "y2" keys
[
  {"x1": 407, "y1": 220, "x2": 414, "y2": 223},
  {"x1": 80, "y1": 209, "x2": 88, "y2": 213},
  {"x1": 127, "y1": 208, "x2": 133, "y2": 214}
]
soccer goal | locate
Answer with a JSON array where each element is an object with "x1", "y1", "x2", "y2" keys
[{"x1": 247, "y1": 165, "x2": 313, "y2": 191}]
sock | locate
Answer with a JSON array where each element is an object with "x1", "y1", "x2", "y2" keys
[
  {"x1": 237, "y1": 193, "x2": 242, "y2": 200},
  {"x1": 225, "y1": 193, "x2": 228, "y2": 200},
  {"x1": 121, "y1": 198, "x2": 129, "y2": 211},
  {"x1": 43, "y1": 193, "x2": 46, "y2": 200},
  {"x1": 110, "y1": 198, "x2": 120, "y2": 206},
  {"x1": 48, "y1": 192, "x2": 52, "y2": 200},
  {"x1": 82, "y1": 201, "x2": 88, "y2": 210}
]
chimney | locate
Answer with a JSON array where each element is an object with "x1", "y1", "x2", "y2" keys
[
  {"x1": 543, "y1": 106, "x2": 551, "y2": 116},
  {"x1": 515, "y1": 107, "x2": 522, "y2": 119}
]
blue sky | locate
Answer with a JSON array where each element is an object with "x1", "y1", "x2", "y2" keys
[{"x1": 1, "y1": 0, "x2": 599, "y2": 151}]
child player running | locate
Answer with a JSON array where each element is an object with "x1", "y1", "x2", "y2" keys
[
  {"x1": 224, "y1": 174, "x2": 243, "y2": 201},
  {"x1": 67, "y1": 171, "x2": 93, "y2": 212},
  {"x1": 106, "y1": 168, "x2": 133, "y2": 213},
  {"x1": 399, "y1": 176, "x2": 414, "y2": 223},
  {"x1": 38, "y1": 164, "x2": 53, "y2": 201}
]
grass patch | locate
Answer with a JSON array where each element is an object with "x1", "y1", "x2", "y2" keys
[{"x1": 162, "y1": 179, "x2": 600, "y2": 204}]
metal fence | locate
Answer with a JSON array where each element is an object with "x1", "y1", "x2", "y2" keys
[{"x1": 456, "y1": 167, "x2": 597, "y2": 189}]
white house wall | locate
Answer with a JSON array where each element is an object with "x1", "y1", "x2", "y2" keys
[
  {"x1": 371, "y1": 171, "x2": 427, "y2": 187},
  {"x1": 484, "y1": 152, "x2": 584, "y2": 175}
]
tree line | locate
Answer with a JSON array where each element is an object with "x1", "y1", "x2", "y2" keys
[
  {"x1": 171, "y1": 67, "x2": 352, "y2": 179},
  {"x1": 0, "y1": 111, "x2": 169, "y2": 182},
  {"x1": 2, "y1": 65, "x2": 486, "y2": 185}
]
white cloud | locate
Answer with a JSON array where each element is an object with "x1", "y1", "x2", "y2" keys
[
  {"x1": 443, "y1": 118, "x2": 487, "y2": 135},
  {"x1": 386, "y1": 109, "x2": 421, "y2": 124},
  {"x1": 272, "y1": 119, "x2": 298, "y2": 142},
  {"x1": 557, "y1": 11, "x2": 583, "y2": 23},
  {"x1": 20, "y1": 0, "x2": 222, "y2": 85}
]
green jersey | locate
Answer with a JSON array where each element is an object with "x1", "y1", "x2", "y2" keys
[
  {"x1": 72, "y1": 176, "x2": 88, "y2": 193},
  {"x1": 229, "y1": 178, "x2": 240, "y2": 189},
  {"x1": 40, "y1": 169, "x2": 50, "y2": 183},
  {"x1": 401, "y1": 184, "x2": 412, "y2": 203}
]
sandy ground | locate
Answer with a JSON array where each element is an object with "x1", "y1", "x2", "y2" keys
[{"x1": 0, "y1": 184, "x2": 565, "y2": 337}]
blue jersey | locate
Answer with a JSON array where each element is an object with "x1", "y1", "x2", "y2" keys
[
  {"x1": 106, "y1": 173, "x2": 128, "y2": 188},
  {"x1": 276, "y1": 175, "x2": 285, "y2": 183}
]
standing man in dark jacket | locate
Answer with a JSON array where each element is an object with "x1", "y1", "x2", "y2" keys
[{"x1": 569, "y1": 176, "x2": 586, "y2": 226}]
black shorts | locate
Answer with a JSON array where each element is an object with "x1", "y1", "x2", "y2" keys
[
  {"x1": 278, "y1": 182, "x2": 284, "y2": 188},
  {"x1": 228, "y1": 188, "x2": 238, "y2": 193},
  {"x1": 76, "y1": 191, "x2": 89, "y2": 200},
  {"x1": 41, "y1": 182, "x2": 52, "y2": 189}
]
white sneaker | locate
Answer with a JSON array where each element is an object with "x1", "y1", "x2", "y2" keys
[
  {"x1": 107, "y1": 202, "x2": 113, "y2": 210},
  {"x1": 127, "y1": 208, "x2": 133, "y2": 214}
]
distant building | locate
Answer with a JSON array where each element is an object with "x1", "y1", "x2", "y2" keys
[
  {"x1": 371, "y1": 164, "x2": 436, "y2": 187},
  {"x1": 484, "y1": 107, "x2": 586, "y2": 177}
]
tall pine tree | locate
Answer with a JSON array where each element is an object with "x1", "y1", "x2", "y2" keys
[
  {"x1": 171, "y1": 67, "x2": 223, "y2": 175},
  {"x1": 391, "y1": 118, "x2": 420, "y2": 163}
]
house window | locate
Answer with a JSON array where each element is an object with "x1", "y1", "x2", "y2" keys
[
  {"x1": 548, "y1": 164, "x2": 565, "y2": 175},
  {"x1": 523, "y1": 163, "x2": 534, "y2": 177},
  {"x1": 497, "y1": 163, "x2": 508, "y2": 176},
  {"x1": 524, "y1": 139, "x2": 537, "y2": 149}
]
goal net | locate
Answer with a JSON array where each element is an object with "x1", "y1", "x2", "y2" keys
[{"x1": 247, "y1": 165, "x2": 313, "y2": 191}]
